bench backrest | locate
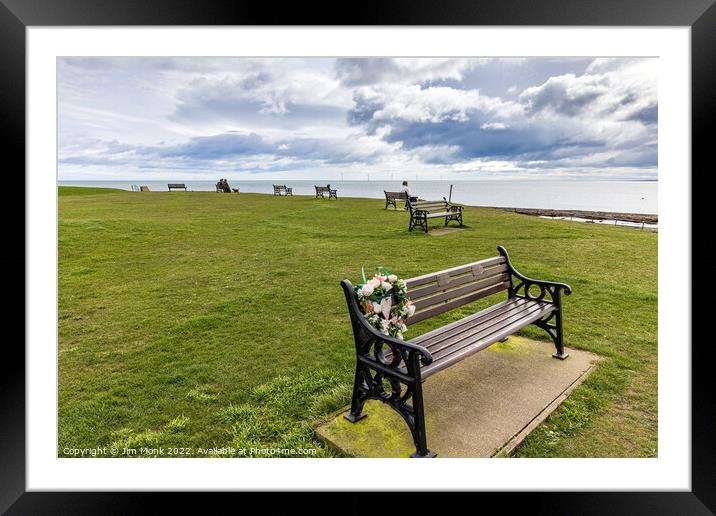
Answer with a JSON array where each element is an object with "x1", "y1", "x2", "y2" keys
[
  {"x1": 407, "y1": 198, "x2": 448, "y2": 212},
  {"x1": 274, "y1": 184, "x2": 286, "y2": 190},
  {"x1": 385, "y1": 191, "x2": 408, "y2": 199},
  {"x1": 168, "y1": 183, "x2": 186, "y2": 189},
  {"x1": 140, "y1": 186, "x2": 150, "y2": 192},
  {"x1": 315, "y1": 185, "x2": 330, "y2": 191},
  {"x1": 405, "y1": 255, "x2": 510, "y2": 324}
]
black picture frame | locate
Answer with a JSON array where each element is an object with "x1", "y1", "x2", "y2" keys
[{"x1": 3, "y1": 0, "x2": 711, "y2": 512}]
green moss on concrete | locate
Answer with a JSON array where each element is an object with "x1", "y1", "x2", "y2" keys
[
  {"x1": 318, "y1": 401, "x2": 424, "y2": 458},
  {"x1": 488, "y1": 335, "x2": 530, "y2": 354}
]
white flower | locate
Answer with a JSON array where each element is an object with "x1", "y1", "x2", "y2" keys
[
  {"x1": 407, "y1": 304, "x2": 416, "y2": 317},
  {"x1": 368, "y1": 278, "x2": 381, "y2": 289},
  {"x1": 359, "y1": 284, "x2": 374, "y2": 297},
  {"x1": 381, "y1": 281, "x2": 392, "y2": 291},
  {"x1": 372, "y1": 302, "x2": 382, "y2": 314},
  {"x1": 388, "y1": 274, "x2": 398, "y2": 283}
]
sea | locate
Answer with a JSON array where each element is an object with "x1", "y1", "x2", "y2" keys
[{"x1": 58, "y1": 180, "x2": 658, "y2": 215}]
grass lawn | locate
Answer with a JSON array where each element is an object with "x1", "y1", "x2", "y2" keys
[{"x1": 58, "y1": 186, "x2": 657, "y2": 458}]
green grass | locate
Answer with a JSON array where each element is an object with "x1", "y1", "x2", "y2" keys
[
  {"x1": 59, "y1": 186, "x2": 127, "y2": 196},
  {"x1": 58, "y1": 187, "x2": 657, "y2": 458}
]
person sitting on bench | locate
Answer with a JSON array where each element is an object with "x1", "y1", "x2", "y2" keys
[{"x1": 402, "y1": 180, "x2": 418, "y2": 202}]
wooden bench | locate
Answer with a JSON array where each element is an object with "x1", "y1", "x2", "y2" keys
[
  {"x1": 384, "y1": 190, "x2": 409, "y2": 209},
  {"x1": 168, "y1": 183, "x2": 187, "y2": 191},
  {"x1": 315, "y1": 184, "x2": 338, "y2": 199},
  {"x1": 407, "y1": 197, "x2": 463, "y2": 232},
  {"x1": 273, "y1": 184, "x2": 293, "y2": 196},
  {"x1": 139, "y1": 186, "x2": 150, "y2": 192},
  {"x1": 340, "y1": 246, "x2": 572, "y2": 457}
]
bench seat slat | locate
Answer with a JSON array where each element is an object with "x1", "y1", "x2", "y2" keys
[
  {"x1": 384, "y1": 298, "x2": 533, "y2": 364},
  {"x1": 411, "y1": 297, "x2": 532, "y2": 346},
  {"x1": 424, "y1": 212, "x2": 453, "y2": 218},
  {"x1": 420, "y1": 300, "x2": 555, "y2": 378},
  {"x1": 424, "y1": 300, "x2": 551, "y2": 358}
]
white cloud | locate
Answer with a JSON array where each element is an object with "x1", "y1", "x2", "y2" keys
[
  {"x1": 365, "y1": 84, "x2": 521, "y2": 124},
  {"x1": 335, "y1": 58, "x2": 487, "y2": 87},
  {"x1": 480, "y1": 122, "x2": 508, "y2": 130}
]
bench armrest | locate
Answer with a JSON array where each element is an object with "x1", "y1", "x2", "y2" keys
[
  {"x1": 366, "y1": 326, "x2": 434, "y2": 366},
  {"x1": 497, "y1": 246, "x2": 573, "y2": 297}
]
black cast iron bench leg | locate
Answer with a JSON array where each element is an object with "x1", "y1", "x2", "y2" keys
[
  {"x1": 343, "y1": 362, "x2": 436, "y2": 458},
  {"x1": 408, "y1": 377, "x2": 435, "y2": 457}
]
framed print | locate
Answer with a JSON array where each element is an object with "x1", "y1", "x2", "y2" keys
[{"x1": 4, "y1": 0, "x2": 713, "y2": 511}]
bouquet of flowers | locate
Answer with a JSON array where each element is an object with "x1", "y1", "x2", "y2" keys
[{"x1": 354, "y1": 267, "x2": 416, "y2": 340}]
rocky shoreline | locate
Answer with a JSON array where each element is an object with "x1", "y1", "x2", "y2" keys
[{"x1": 491, "y1": 206, "x2": 657, "y2": 224}]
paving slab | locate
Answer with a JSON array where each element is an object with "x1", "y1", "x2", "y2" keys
[{"x1": 316, "y1": 336, "x2": 601, "y2": 458}]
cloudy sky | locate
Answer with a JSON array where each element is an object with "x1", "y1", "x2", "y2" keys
[{"x1": 58, "y1": 57, "x2": 657, "y2": 181}]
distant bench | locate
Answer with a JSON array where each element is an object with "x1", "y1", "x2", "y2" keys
[
  {"x1": 340, "y1": 246, "x2": 573, "y2": 457},
  {"x1": 273, "y1": 184, "x2": 293, "y2": 196},
  {"x1": 384, "y1": 190, "x2": 412, "y2": 209},
  {"x1": 407, "y1": 197, "x2": 463, "y2": 233},
  {"x1": 168, "y1": 183, "x2": 187, "y2": 191},
  {"x1": 315, "y1": 184, "x2": 338, "y2": 199}
]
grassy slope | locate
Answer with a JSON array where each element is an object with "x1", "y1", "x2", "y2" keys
[
  {"x1": 58, "y1": 188, "x2": 657, "y2": 457},
  {"x1": 58, "y1": 186, "x2": 127, "y2": 196}
]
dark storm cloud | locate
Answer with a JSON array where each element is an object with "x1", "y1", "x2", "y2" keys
[
  {"x1": 60, "y1": 131, "x2": 389, "y2": 169},
  {"x1": 336, "y1": 59, "x2": 403, "y2": 87},
  {"x1": 625, "y1": 104, "x2": 658, "y2": 125},
  {"x1": 383, "y1": 118, "x2": 612, "y2": 165},
  {"x1": 519, "y1": 74, "x2": 608, "y2": 116},
  {"x1": 149, "y1": 133, "x2": 274, "y2": 159}
]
